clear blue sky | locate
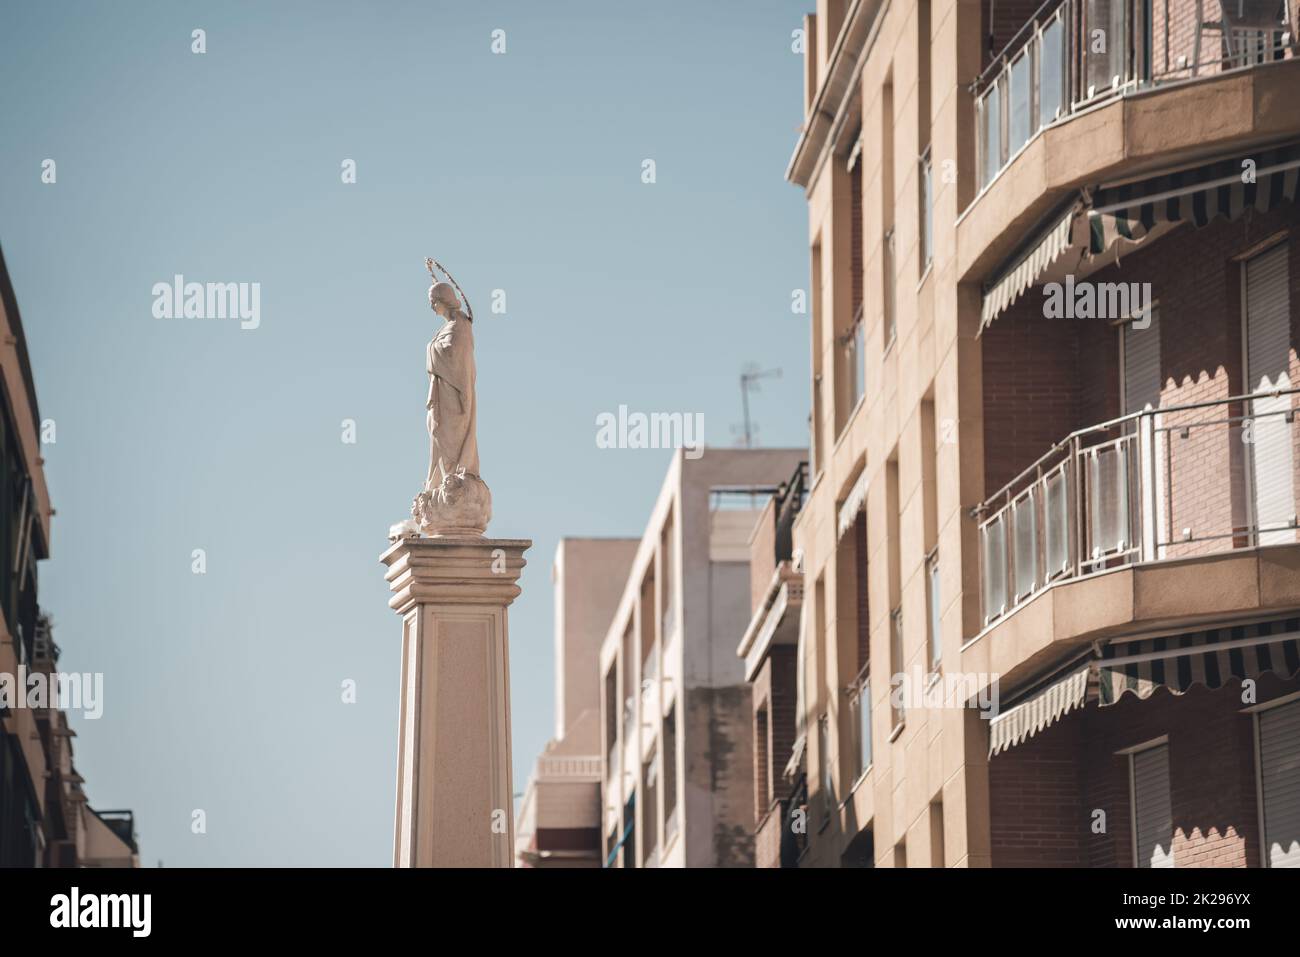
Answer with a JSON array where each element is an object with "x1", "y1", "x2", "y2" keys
[{"x1": 0, "y1": 0, "x2": 809, "y2": 865}]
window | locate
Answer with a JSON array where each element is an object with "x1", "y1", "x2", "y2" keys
[
  {"x1": 1255, "y1": 696, "x2": 1300, "y2": 868},
  {"x1": 1081, "y1": 0, "x2": 1128, "y2": 100},
  {"x1": 919, "y1": 150, "x2": 933, "y2": 272},
  {"x1": 810, "y1": 243, "x2": 824, "y2": 475},
  {"x1": 852, "y1": 668, "x2": 872, "y2": 779},
  {"x1": 917, "y1": 0, "x2": 932, "y2": 272},
  {"x1": 841, "y1": 314, "x2": 865, "y2": 420},
  {"x1": 883, "y1": 229, "x2": 897, "y2": 348},
  {"x1": 889, "y1": 607, "x2": 905, "y2": 730},
  {"x1": 886, "y1": 454, "x2": 903, "y2": 730},
  {"x1": 660, "y1": 511, "x2": 676, "y2": 642},
  {"x1": 881, "y1": 75, "x2": 895, "y2": 347},
  {"x1": 641, "y1": 748, "x2": 658, "y2": 863},
  {"x1": 929, "y1": 801, "x2": 945, "y2": 867},
  {"x1": 663, "y1": 706, "x2": 678, "y2": 840},
  {"x1": 818, "y1": 713, "x2": 834, "y2": 818},
  {"x1": 755, "y1": 706, "x2": 770, "y2": 819},
  {"x1": 926, "y1": 551, "x2": 941, "y2": 672},
  {"x1": 1128, "y1": 740, "x2": 1174, "y2": 868},
  {"x1": 604, "y1": 666, "x2": 619, "y2": 774},
  {"x1": 921, "y1": 399, "x2": 939, "y2": 669},
  {"x1": 621, "y1": 795, "x2": 637, "y2": 868}
]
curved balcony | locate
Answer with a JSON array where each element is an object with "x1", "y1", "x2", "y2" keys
[
  {"x1": 959, "y1": 0, "x2": 1300, "y2": 287},
  {"x1": 976, "y1": 387, "x2": 1300, "y2": 629}
]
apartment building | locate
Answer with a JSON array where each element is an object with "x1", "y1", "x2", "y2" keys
[
  {"x1": 0, "y1": 245, "x2": 140, "y2": 868},
  {"x1": 786, "y1": 0, "x2": 1300, "y2": 867},
  {"x1": 515, "y1": 537, "x2": 638, "y2": 867},
  {"x1": 599, "y1": 447, "x2": 804, "y2": 867}
]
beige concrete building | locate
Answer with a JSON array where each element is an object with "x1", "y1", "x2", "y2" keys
[
  {"x1": 0, "y1": 245, "x2": 139, "y2": 868},
  {"x1": 599, "y1": 447, "x2": 804, "y2": 867},
  {"x1": 515, "y1": 537, "x2": 638, "y2": 867},
  {"x1": 780, "y1": 0, "x2": 1300, "y2": 867}
]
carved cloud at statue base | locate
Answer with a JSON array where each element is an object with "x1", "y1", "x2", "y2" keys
[{"x1": 412, "y1": 468, "x2": 492, "y2": 537}]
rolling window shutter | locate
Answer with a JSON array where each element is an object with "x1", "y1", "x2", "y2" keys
[
  {"x1": 1245, "y1": 245, "x2": 1296, "y2": 545},
  {"x1": 1259, "y1": 699, "x2": 1300, "y2": 868},
  {"x1": 1133, "y1": 744, "x2": 1175, "y2": 868},
  {"x1": 1123, "y1": 308, "x2": 1162, "y2": 414}
]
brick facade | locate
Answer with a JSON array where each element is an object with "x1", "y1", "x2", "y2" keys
[
  {"x1": 990, "y1": 670, "x2": 1300, "y2": 867},
  {"x1": 982, "y1": 205, "x2": 1300, "y2": 553}
]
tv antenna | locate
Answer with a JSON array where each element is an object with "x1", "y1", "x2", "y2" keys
[{"x1": 735, "y1": 363, "x2": 782, "y2": 448}]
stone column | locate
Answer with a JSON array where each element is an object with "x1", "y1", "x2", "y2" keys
[{"x1": 381, "y1": 535, "x2": 531, "y2": 867}]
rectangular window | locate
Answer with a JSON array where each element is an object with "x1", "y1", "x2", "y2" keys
[
  {"x1": 854, "y1": 669, "x2": 872, "y2": 778},
  {"x1": 886, "y1": 454, "x2": 902, "y2": 729},
  {"x1": 641, "y1": 748, "x2": 658, "y2": 863},
  {"x1": 919, "y1": 150, "x2": 933, "y2": 271},
  {"x1": 929, "y1": 801, "x2": 945, "y2": 867},
  {"x1": 660, "y1": 511, "x2": 676, "y2": 643},
  {"x1": 755, "y1": 706, "x2": 770, "y2": 819},
  {"x1": 818, "y1": 713, "x2": 834, "y2": 816},
  {"x1": 926, "y1": 551, "x2": 941, "y2": 671},
  {"x1": 889, "y1": 607, "x2": 904, "y2": 730},
  {"x1": 1129, "y1": 741, "x2": 1174, "y2": 868},
  {"x1": 662, "y1": 706, "x2": 678, "y2": 840},
  {"x1": 884, "y1": 229, "x2": 897, "y2": 348},
  {"x1": 1081, "y1": 0, "x2": 1127, "y2": 99},
  {"x1": 810, "y1": 243, "x2": 823, "y2": 475},
  {"x1": 604, "y1": 666, "x2": 619, "y2": 775},
  {"x1": 1257, "y1": 698, "x2": 1300, "y2": 868}
]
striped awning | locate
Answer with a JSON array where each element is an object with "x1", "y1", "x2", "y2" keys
[
  {"x1": 836, "y1": 468, "x2": 869, "y2": 541},
  {"x1": 988, "y1": 665, "x2": 1091, "y2": 757},
  {"x1": 980, "y1": 204, "x2": 1080, "y2": 330},
  {"x1": 1088, "y1": 143, "x2": 1300, "y2": 256},
  {"x1": 1098, "y1": 617, "x2": 1300, "y2": 707}
]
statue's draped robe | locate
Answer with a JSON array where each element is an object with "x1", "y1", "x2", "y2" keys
[{"x1": 426, "y1": 315, "x2": 480, "y2": 488}]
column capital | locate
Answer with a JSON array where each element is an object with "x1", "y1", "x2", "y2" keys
[{"x1": 380, "y1": 536, "x2": 532, "y2": 616}]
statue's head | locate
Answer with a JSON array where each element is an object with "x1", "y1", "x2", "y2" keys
[{"x1": 428, "y1": 282, "x2": 466, "y2": 320}]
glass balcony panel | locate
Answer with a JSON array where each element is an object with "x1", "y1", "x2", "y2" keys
[
  {"x1": 979, "y1": 84, "x2": 1002, "y2": 188},
  {"x1": 1008, "y1": 49, "x2": 1034, "y2": 156},
  {"x1": 1089, "y1": 446, "x2": 1130, "y2": 557},
  {"x1": 1039, "y1": 15, "x2": 1066, "y2": 126},
  {"x1": 1012, "y1": 491, "x2": 1039, "y2": 598},
  {"x1": 981, "y1": 514, "x2": 1008, "y2": 620},
  {"x1": 1044, "y1": 469, "x2": 1069, "y2": 577}
]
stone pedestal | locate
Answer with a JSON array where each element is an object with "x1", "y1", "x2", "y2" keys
[{"x1": 381, "y1": 536, "x2": 531, "y2": 868}]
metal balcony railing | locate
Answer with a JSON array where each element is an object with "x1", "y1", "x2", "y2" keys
[
  {"x1": 976, "y1": 388, "x2": 1300, "y2": 628},
  {"x1": 974, "y1": 0, "x2": 1297, "y2": 191},
  {"x1": 846, "y1": 663, "x2": 872, "y2": 780}
]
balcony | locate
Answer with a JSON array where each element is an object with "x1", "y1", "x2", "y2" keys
[
  {"x1": 975, "y1": 0, "x2": 1297, "y2": 192},
  {"x1": 977, "y1": 388, "x2": 1300, "y2": 629},
  {"x1": 739, "y1": 461, "x2": 809, "y2": 680}
]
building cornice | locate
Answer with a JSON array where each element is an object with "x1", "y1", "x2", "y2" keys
[{"x1": 786, "y1": 0, "x2": 888, "y2": 191}]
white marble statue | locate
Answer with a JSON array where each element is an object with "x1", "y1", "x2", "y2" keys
[{"x1": 406, "y1": 259, "x2": 492, "y2": 537}]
